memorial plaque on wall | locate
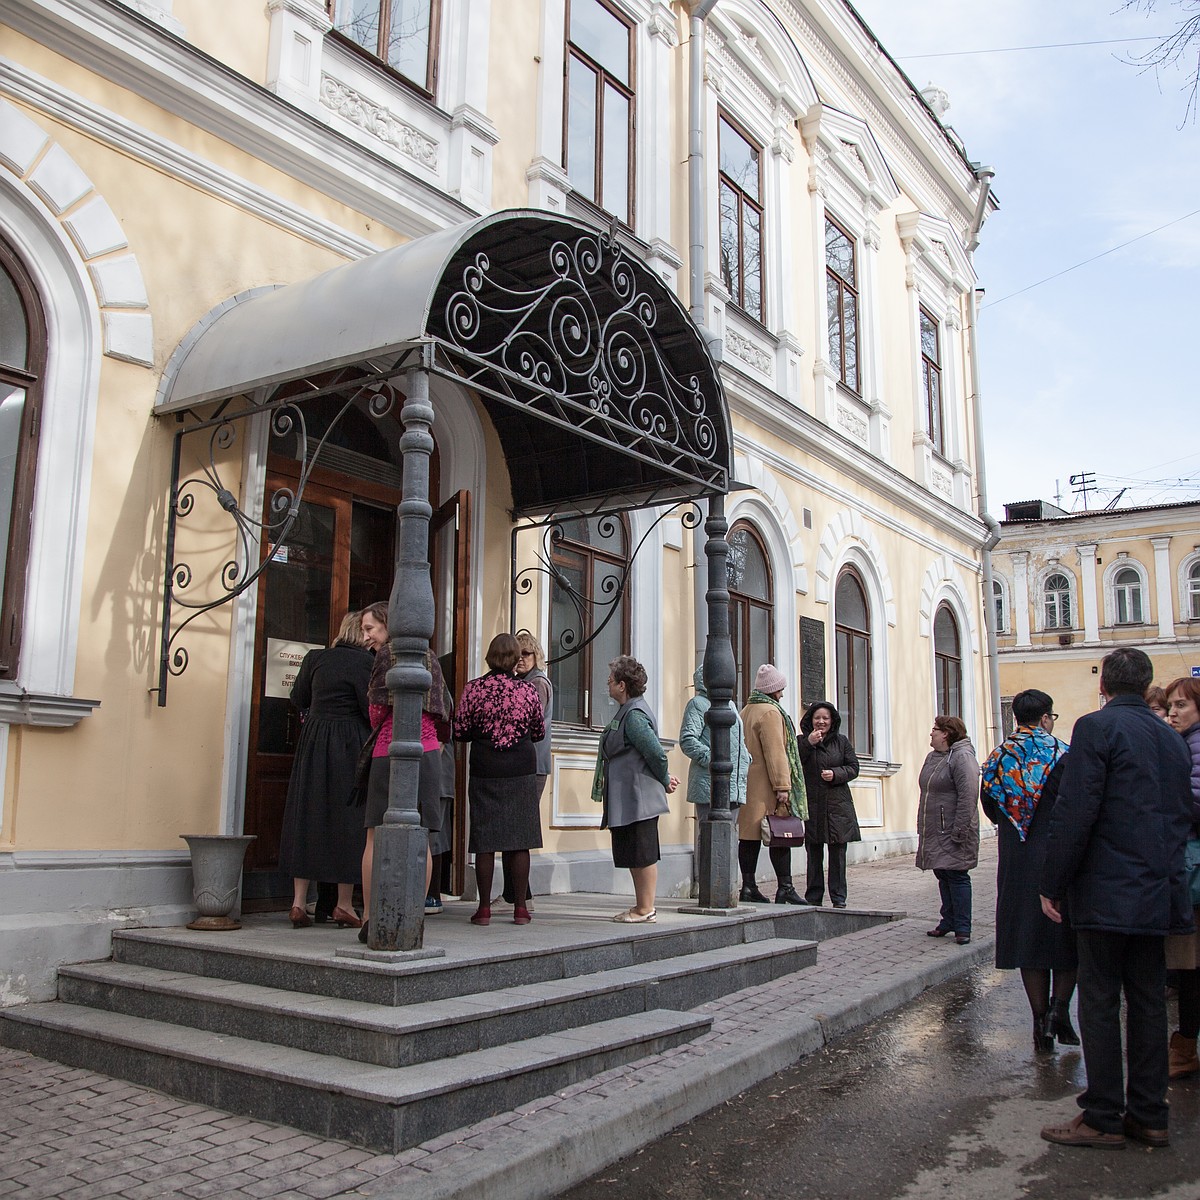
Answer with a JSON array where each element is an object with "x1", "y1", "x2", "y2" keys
[{"x1": 799, "y1": 616, "x2": 826, "y2": 707}]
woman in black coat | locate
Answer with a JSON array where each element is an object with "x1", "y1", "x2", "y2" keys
[
  {"x1": 798, "y1": 700, "x2": 860, "y2": 908},
  {"x1": 278, "y1": 611, "x2": 372, "y2": 929}
]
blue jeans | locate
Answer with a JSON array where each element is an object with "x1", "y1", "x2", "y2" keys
[{"x1": 933, "y1": 868, "x2": 971, "y2": 937}]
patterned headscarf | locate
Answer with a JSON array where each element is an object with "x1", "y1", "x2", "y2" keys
[
  {"x1": 367, "y1": 644, "x2": 450, "y2": 727},
  {"x1": 980, "y1": 725, "x2": 1068, "y2": 842},
  {"x1": 746, "y1": 690, "x2": 809, "y2": 819}
]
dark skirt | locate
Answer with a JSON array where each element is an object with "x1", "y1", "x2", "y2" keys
[
  {"x1": 278, "y1": 714, "x2": 368, "y2": 884},
  {"x1": 468, "y1": 773, "x2": 542, "y2": 853},
  {"x1": 611, "y1": 816, "x2": 660, "y2": 869},
  {"x1": 994, "y1": 813, "x2": 1078, "y2": 971},
  {"x1": 364, "y1": 748, "x2": 443, "y2": 831}
]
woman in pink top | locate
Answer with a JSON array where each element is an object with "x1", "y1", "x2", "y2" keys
[{"x1": 358, "y1": 602, "x2": 451, "y2": 943}]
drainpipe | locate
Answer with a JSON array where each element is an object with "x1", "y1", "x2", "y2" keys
[
  {"x1": 689, "y1": 0, "x2": 719, "y2": 661},
  {"x1": 964, "y1": 164, "x2": 1002, "y2": 747}
]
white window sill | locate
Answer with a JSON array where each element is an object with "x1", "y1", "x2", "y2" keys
[{"x1": 0, "y1": 684, "x2": 101, "y2": 728}]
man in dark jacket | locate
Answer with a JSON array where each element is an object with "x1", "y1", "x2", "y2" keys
[{"x1": 1039, "y1": 647, "x2": 1193, "y2": 1150}]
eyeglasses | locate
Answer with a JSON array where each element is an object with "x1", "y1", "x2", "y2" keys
[
  {"x1": 518, "y1": 651, "x2": 534, "y2": 659},
  {"x1": 1049, "y1": 713, "x2": 1059, "y2": 720}
]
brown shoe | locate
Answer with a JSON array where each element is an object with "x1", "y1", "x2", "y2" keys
[
  {"x1": 1122, "y1": 1116, "x2": 1169, "y2": 1148},
  {"x1": 1040, "y1": 1113, "x2": 1125, "y2": 1149},
  {"x1": 1168, "y1": 1032, "x2": 1199, "y2": 1079}
]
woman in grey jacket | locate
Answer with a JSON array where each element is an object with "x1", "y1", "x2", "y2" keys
[{"x1": 916, "y1": 715, "x2": 981, "y2": 944}]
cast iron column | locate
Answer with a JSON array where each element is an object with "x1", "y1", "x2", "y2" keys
[
  {"x1": 371, "y1": 360, "x2": 435, "y2": 951},
  {"x1": 697, "y1": 493, "x2": 737, "y2": 909}
]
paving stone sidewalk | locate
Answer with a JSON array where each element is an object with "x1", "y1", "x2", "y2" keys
[{"x1": 0, "y1": 839, "x2": 999, "y2": 1199}]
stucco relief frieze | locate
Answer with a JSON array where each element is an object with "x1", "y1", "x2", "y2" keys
[
  {"x1": 725, "y1": 328, "x2": 774, "y2": 376},
  {"x1": 932, "y1": 470, "x2": 953, "y2": 498},
  {"x1": 320, "y1": 75, "x2": 439, "y2": 170},
  {"x1": 837, "y1": 404, "x2": 868, "y2": 444}
]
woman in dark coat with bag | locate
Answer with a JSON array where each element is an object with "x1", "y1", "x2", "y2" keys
[
  {"x1": 916, "y1": 715, "x2": 980, "y2": 945},
  {"x1": 278, "y1": 610, "x2": 372, "y2": 929},
  {"x1": 799, "y1": 701, "x2": 860, "y2": 908},
  {"x1": 980, "y1": 688, "x2": 1077, "y2": 1054}
]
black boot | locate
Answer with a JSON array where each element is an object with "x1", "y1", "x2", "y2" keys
[
  {"x1": 1049, "y1": 1001, "x2": 1080, "y2": 1046},
  {"x1": 740, "y1": 883, "x2": 770, "y2": 903},
  {"x1": 1033, "y1": 1011, "x2": 1055, "y2": 1054},
  {"x1": 775, "y1": 883, "x2": 803, "y2": 905}
]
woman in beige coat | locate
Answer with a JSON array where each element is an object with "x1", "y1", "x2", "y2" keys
[{"x1": 737, "y1": 664, "x2": 808, "y2": 904}]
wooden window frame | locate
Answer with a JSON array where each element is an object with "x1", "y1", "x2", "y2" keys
[
  {"x1": 718, "y1": 112, "x2": 764, "y2": 322},
  {"x1": 835, "y1": 567, "x2": 872, "y2": 756},
  {"x1": 920, "y1": 305, "x2": 944, "y2": 455},
  {"x1": 727, "y1": 521, "x2": 774, "y2": 709},
  {"x1": 326, "y1": 0, "x2": 442, "y2": 98},
  {"x1": 548, "y1": 514, "x2": 632, "y2": 729},
  {"x1": 562, "y1": 0, "x2": 636, "y2": 227},
  {"x1": 825, "y1": 215, "x2": 860, "y2": 395},
  {"x1": 933, "y1": 604, "x2": 962, "y2": 718},
  {"x1": 0, "y1": 240, "x2": 46, "y2": 680}
]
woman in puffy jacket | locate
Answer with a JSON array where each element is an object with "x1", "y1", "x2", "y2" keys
[
  {"x1": 916, "y1": 715, "x2": 981, "y2": 945},
  {"x1": 798, "y1": 701, "x2": 860, "y2": 908}
]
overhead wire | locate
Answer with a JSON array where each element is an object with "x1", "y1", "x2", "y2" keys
[{"x1": 898, "y1": 36, "x2": 1169, "y2": 61}]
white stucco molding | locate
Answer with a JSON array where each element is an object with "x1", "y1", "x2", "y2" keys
[
  {"x1": 918, "y1": 554, "x2": 979, "y2": 643},
  {"x1": 1101, "y1": 552, "x2": 1151, "y2": 629},
  {"x1": 0, "y1": 100, "x2": 154, "y2": 367},
  {"x1": 813, "y1": 509, "x2": 897, "y2": 627},
  {"x1": 730, "y1": 453, "x2": 808, "y2": 592},
  {"x1": 1179, "y1": 548, "x2": 1200, "y2": 625}
]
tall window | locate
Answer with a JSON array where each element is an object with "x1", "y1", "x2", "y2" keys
[
  {"x1": 1190, "y1": 561, "x2": 1200, "y2": 621},
  {"x1": 991, "y1": 577, "x2": 1007, "y2": 634},
  {"x1": 933, "y1": 605, "x2": 961, "y2": 718},
  {"x1": 835, "y1": 568, "x2": 871, "y2": 755},
  {"x1": 548, "y1": 515, "x2": 630, "y2": 729},
  {"x1": 1113, "y1": 566, "x2": 1143, "y2": 625},
  {"x1": 920, "y1": 306, "x2": 943, "y2": 455},
  {"x1": 825, "y1": 216, "x2": 859, "y2": 394},
  {"x1": 1044, "y1": 572, "x2": 1072, "y2": 629},
  {"x1": 330, "y1": 0, "x2": 439, "y2": 92},
  {"x1": 564, "y1": 0, "x2": 633, "y2": 225},
  {"x1": 718, "y1": 115, "x2": 763, "y2": 321},
  {"x1": 0, "y1": 241, "x2": 45, "y2": 680},
  {"x1": 727, "y1": 523, "x2": 773, "y2": 708}
]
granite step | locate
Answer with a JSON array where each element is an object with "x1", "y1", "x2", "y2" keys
[
  {"x1": 0, "y1": 1000, "x2": 710, "y2": 1152},
  {"x1": 57, "y1": 935, "x2": 816, "y2": 1066}
]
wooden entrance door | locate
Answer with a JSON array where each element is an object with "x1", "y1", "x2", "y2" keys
[{"x1": 243, "y1": 462, "x2": 400, "y2": 881}]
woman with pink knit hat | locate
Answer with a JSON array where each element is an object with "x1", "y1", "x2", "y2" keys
[{"x1": 737, "y1": 664, "x2": 808, "y2": 904}]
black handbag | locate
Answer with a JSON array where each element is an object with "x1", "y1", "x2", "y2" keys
[
  {"x1": 348, "y1": 720, "x2": 385, "y2": 807},
  {"x1": 762, "y1": 813, "x2": 806, "y2": 848}
]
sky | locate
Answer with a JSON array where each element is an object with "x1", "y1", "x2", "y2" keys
[{"x1": 849, "y1": 0, "x2": 1200, "y2": 515}]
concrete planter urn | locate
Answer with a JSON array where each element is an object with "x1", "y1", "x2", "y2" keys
[{"x1": 181, "y1": 834, "x2": 255, "y2": 930}]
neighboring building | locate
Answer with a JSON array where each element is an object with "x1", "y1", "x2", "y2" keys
[
  {"x1": 1, "y1": 0, "x2": 997, "y2": 1002},
  {"x1": 993, "y1": 499, "x2": 1200, "y2": 738}
]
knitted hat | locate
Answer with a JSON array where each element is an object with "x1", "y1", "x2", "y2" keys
[{"x1": 754, "y1": 663, "x2": 786, "y2": 694}]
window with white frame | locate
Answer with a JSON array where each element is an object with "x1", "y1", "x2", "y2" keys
[
  {"x1": 1113, "y1": 566, "x2": 1144, "y2": 625},
  {"x1": 825, "y1": 216, "x2": 859, "y2": 394},
  {"x1": 1190, "y1": 560, "x2": 1200, "y2": 621},
  {"x1": 564, "y1": 0, "x2": 634, "y2": 225},
  {"x1": 919, "y1": 305, "x2": 943, "y2": 455},
  {"x1": 1043, "y1": 571, "x2": 1073, "y2": 629},
  {"x1": 718, "y1": 114, "x2": 764, "y2": 322},
  {"x1": 328, "y1": 0, "x2": 440, "y2": 93},
  {"x1": 991, "y1": 576, "x2": 1008, "y2": 634}
]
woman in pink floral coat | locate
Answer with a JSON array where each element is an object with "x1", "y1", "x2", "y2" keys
[{"x1": 455, "y1": 632, "x2": 546, "y2": 926}]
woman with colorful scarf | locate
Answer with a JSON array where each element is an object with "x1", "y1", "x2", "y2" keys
[
  {"x1": 737, "y1": 664, "x2": 808, "y2": 905},
  {"x1": 980, "y1": 688, "x2": 1077, "y2": 1054}
]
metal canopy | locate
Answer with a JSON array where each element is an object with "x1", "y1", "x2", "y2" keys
[{"x1": 160, "y1": 209, "x2": 732, "y2": 516}]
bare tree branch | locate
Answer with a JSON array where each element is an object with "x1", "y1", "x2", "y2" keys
[{"x1": 1119, "y1": 0, "x2": 1200, "y2": 124}]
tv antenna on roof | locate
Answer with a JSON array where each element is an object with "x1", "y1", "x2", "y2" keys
[{"x1": 1070, "y1": 471, "x2": 1096, "y2": 510}]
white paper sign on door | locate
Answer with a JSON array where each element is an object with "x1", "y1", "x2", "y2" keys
[{"x1": 265, "y1": 638, "x2": 325, "y2": 699}]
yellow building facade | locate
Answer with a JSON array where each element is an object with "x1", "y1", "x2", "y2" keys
[
  {"x1": 0, "y1": 0, "x2": 998, "y2": 1002},
  {"x1": 994, "y1": 499, "x2": 1200, "y2": 740}
]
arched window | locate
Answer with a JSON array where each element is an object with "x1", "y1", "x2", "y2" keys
[
  {"x1": 991, "y1": 577, "x2": 1007, "y2": 634},
  {"x1": 727, "y1": 522, "x2": 773, "y2": 708},
  {"x1": 933, "y1": 604, "x2": 961, "y2": 718},
  {"x1": 1043, "y1": 572, "x2": 1072, "y2": 630},
  {"x1": 548, "y1": 514, "x2": 630, "y2": 729},
  {"x1": 835, "y1": 567, "x2": 871, "y2": 755},
  {"x1": 0, "y1": 239, "x2": 46, "y2": 679},
  {"x1": 1113, "y1": 566, "x2": 1144, "y2": 625},
  {"x1": 1190, "y1": 561, "x2": 1200, "y2": 622}
]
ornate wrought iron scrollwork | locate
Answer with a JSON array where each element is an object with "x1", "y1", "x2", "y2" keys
[
  {"x1": 510, "y1": 501, "x2": 702, "y2": 667},
  {"x1": 154, "y1": 375, "x2": 402, "y2": 706}
]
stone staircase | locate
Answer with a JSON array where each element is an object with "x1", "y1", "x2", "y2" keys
[{"x1": 0, "y1": 901, "x2": 887, "y2": 1153}]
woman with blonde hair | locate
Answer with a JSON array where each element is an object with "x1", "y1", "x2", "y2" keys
[{"x1": 278, "y1": 610, "x2": 372, "y2": 928}]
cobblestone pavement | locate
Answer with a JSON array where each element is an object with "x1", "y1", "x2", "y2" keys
[{"x1": 0, "y1": 840, "x2": 998, "y2": 1199}]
